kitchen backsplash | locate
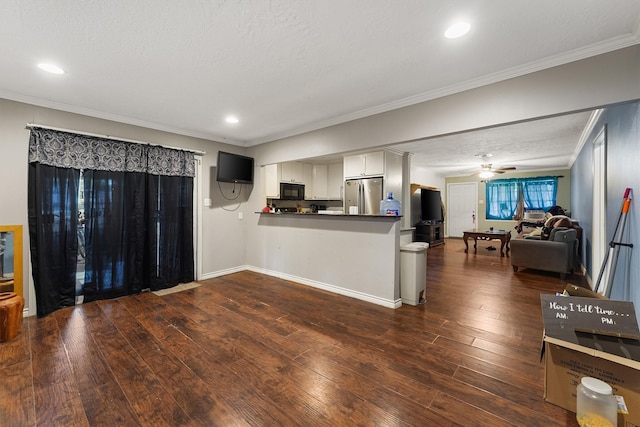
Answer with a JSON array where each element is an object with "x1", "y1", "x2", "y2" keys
[{"x1": 266, "y1": 198, "x2": 343, "y2": 212}]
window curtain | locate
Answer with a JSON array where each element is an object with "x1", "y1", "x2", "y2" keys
[
  {"x1": 521, "y1": 176, "x2": 558, "y2": 211},
  {"x1": 82, "y1": 169, "x2": 148, "y2": 301},
  {"x1": 485, "y1": 176, "x2": 559, "y2": 221},
  {"x1": 485, "y1": 179, "x2": 519, "y2": 220},
  {"x1": 513, "y1": 184, "x2": 525, "y2": 221},
  {"x1": 145, "y1": 145, "x2": 195, "y2": 291},
  {"x1": 147, "y1": 174, "x2": 194, "y2": 290},
  {"x1": 27, "y1": 163, "x2": 79, "y2": 316},
  {"x1": 28, "y1": 127, "x2": 195, "y2": 315}
]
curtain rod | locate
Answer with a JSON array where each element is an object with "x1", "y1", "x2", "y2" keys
[{"x1": 25, "y1": 123, "x2": 206, "y2": 156}]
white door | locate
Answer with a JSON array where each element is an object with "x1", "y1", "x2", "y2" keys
[{"x1": 447, "y1": 182, "x2": 478, "y2": 237}]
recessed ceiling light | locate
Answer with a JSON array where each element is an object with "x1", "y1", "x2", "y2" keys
[
  {"x1": 444, "y1": 22, "x2": 471, "y2": 39},
  {"x1": 38, "y1": 63, "x2": 65, "y2": 74},
  {"x1": 225, "y1": 115, "x2": 239, "y2": 124}
]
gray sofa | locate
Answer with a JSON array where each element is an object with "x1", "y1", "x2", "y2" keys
[{"x1": 510, "y1": 227, "x2": 578, "y2": 279}]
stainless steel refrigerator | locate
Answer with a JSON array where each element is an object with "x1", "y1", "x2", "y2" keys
[{"x1": 344, "y1": 177, "x2": 383, "y2": 215}]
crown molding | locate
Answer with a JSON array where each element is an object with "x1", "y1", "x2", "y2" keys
[
  {"x1": 3, "y1": 33, "x2": 638, "y2": 149},
  {"x1": 569, "y1": 109, "x2": 605, "y2": 168},
  {"x1": 0, "y1": 90, "x2": 245, "y2": 146},
  {"x1": 247, "y1": 34, "x2": 640, "y2": 147}
]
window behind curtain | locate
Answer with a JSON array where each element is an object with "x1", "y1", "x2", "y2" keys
[
  {"x1": 28, "y1": 127, "x2": 195, "y2": 315},
  {"x1": 486, "y1": 179, "x2": 519, "y2": 220},
  {"x1": 486, "y1": 176, "x2": 558, "y2": 220},
  {"x1": 521, "y1": 177, "x2": 558, "y2": 211}
]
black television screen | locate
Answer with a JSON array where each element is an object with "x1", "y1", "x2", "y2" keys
[
  {"x1": 420, "y1": 189, "x2": 443, "y2": 223},
  {"x1": 216, "y1": 151, "x2": 254, "y2": 184}
]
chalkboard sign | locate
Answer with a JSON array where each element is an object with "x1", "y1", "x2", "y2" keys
[{"x1": 541, "y1": 295, "x2": 640, "y2": 360}]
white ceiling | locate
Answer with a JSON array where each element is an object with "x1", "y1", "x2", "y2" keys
[
  {"x1": 1, "y1": 1, "x2": 639, "y2": 175},
  {"x1": 395, "y1": 110, "x2": 595, "y2": 176}
]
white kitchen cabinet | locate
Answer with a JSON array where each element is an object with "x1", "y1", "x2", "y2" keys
[
  {"x1": 308, "y1": 164, "x2": 328, "y2": 200},
  {"x1": 327, "y1": 162, "x2": 343, "y2": 200},
  {"x1": 302, "y1": 163, "x2": 312, "y2": 184},
  {"x1": 264, "y1": 163, "x2": 280, "y2": 198},
  {"x1": 344, "y1": 151, "x2": 385, "y2": 178},
  {"x1": 343, "y1": 155, "x2": 362, "y2": 178},
  {"x1": 280, "y1": 161, "x2": 310, "y2": 184}
]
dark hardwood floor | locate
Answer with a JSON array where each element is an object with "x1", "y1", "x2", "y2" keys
[{"x1": 0, "y1": 238, "x2": 587, "y2": 426}]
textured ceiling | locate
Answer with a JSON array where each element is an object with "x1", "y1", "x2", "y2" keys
[
  {"x1": 1, "y1": 1, "x2": 639, "y2": 175},
  {"x1": 395, "y1": 111, "x2": 595, "y2": 176}
]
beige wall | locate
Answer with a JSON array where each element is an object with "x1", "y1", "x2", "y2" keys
[
  {"x1": 445, "y1": 169, "x2": 571, "y2": 233},
  {"x1": 0, "y1": 98, "x2": 251, "y2": 315}
]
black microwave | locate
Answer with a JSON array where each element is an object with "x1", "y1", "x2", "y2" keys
[{"x1": 280, "y1": 183, "x2": 305, "y2": 200}]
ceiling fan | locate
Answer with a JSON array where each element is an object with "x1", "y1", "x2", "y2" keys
[
  {"x1": 478, "y1": 163, "x2": 516, "y2": 176},
  {"x1": 474, "y1": 154, "x2": 516, "y2": 178}
]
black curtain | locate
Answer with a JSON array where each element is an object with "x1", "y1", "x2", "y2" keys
[
  {"x1": 82, "y1": 171, "x2": 194, "y2": 298},
  {"x1": 82, "y1": 170, "x2": 148, "y2": 301},
  {"x1": 28, "y1": 127, "x2": 196, "y2": 315},
  {"x1": 147, "y1": 174, "x2": 195, "y2": 290},
  {"x1": 28, "y1": 163, "x2": 79, "y2": 316}
]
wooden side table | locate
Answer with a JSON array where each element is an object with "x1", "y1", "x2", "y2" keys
[
  {"x1": 0, "y1": 292, "x2": 24, "y2": 342},
  {"x1": 0, "y1": 278, "x2": 14, "y2": 293}
]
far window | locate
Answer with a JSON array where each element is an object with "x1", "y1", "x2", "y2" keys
[{"x1": 486, "y1": 177, "x2": 558, "y2": 220}]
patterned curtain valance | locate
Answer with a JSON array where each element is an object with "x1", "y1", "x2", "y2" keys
[{"x1": 28, "y1": 127, "x2": 195, "y2": 177}]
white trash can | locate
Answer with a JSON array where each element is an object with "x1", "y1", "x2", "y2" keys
[{"x1": 400, "y1": 242, "x2": 428, "y2": 306}]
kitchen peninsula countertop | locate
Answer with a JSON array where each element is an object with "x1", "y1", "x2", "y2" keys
[
  {"x1": 252, "y1": 210, "x2": 403, "y2": 309},
  {"x1": 256, "y1": 212, "x2": 402, "y2": 219}
]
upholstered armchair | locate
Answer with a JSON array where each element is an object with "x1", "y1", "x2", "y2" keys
[{"x1": 511, "y1": 227, "x2": 578, "y2": 279}]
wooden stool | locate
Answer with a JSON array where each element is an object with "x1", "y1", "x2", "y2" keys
[{"x1": 0, "y1": 292, "x2": 24, "y2": 342}]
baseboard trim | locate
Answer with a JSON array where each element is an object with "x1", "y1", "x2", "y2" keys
[
  {"x1": 203, "y1": 265, "x2": 400, "y2": 309},
  {"x1": 23, "y1": 265, "x2": 400, "y2": 317},
  {"x1": 200, "y1": 266, "x2": 248, "y2": 281}
]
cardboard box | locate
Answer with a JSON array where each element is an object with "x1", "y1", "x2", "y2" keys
[
  {"x1": 541, "y1": 295, "x2": 640, "y2": 426},
  {"x1": 543, "y1": 337, "x2": 640, "y2": 426}
]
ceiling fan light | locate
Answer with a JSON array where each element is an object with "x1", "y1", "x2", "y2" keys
[{"x1": 479, "y1": 171, "x2": 494, "y2": 179}]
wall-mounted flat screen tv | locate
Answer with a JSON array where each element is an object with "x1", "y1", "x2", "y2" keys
[
  {"x1": 216, "y1": 151, "x2": 254, "y2": 184},
  {"x1": 421, "y1": 189, "x2": 443, "y2": 223}
]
